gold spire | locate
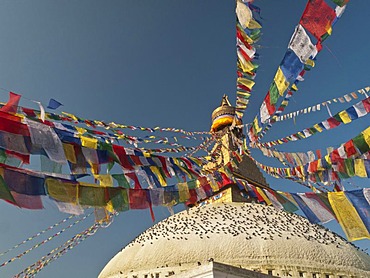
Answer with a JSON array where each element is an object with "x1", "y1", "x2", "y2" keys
[{"x1": 211, "y1": 95, "x2": 237, "y2": 132}]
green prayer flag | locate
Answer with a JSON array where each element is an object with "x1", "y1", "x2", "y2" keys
[
  {"x1": 269, "y1": 82, "x2": 279, "y2": 105},
  {"x1": 0, "y1": 149, "x2": 7, "y2": 164},
  {"x1": 0, "y1": 175, "x2": 16, "y2": 204},
  {"x1": 79, "y1": 185, "x2": 107, "y2": 207},
  {"x1": 108, "y1": 187, "x2": 129, "y2": 212},
  {"x1": 331, "y1": 0, "x2": 349, "y2": 7},
  {"x1": 345, "y1": 159, "x2": 355, "y2": 177},
  {"x1": 99, "y1": 142, "x2": 120, "y2": 164},
  {"x1": 353, "y1": 133, "x2": 369, "y2": 154},
  {"x1": 112, "y1": 174, "x2": 130, "y2": 188},
  {"x1": 187, "y1": 180, "x2": 197, "y2": 189}
]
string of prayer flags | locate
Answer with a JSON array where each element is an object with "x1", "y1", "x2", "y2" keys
[
  {"x1": 275, "y1": 86, "x2": 370, "y2": 123},
  {"x1": 235, "y1": 0, "x2": 261, "y2": 118},
  {"x1": 258, "y1": 96, "x2": 370, "y2": 148},
  {"x1": 15, "y1": 221, "x2": 101, "y2": 277},
  {"x1": 251, "y1": 0, "x2": 347, "y2": 140}
]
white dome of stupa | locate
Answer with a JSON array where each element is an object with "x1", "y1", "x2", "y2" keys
[{"x1": 99, "y1": 202, "x2": 370, "y2": 278}]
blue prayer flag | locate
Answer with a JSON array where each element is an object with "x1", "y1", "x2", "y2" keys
[{"x1": 47, "y1": 98, "x2": 63, "y2": 110}]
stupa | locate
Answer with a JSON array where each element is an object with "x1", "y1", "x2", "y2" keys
[{"x1": 99, "y1": 97, "x2": 370, "y2": 278}]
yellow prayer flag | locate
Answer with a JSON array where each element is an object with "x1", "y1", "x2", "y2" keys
[
  {"x1": 314, "y1": 124, "x2": 323, "y2": 132},
  {"x1": 62, "y1": 112, "x2": 78, "y2": 122},
  {"x1": 80, "y1": 136, "x2": 98, "y2": 149},
  {"x1": 291, "y1": 83, "x2": 298, "y2": 91},
  {"x1": 94, "y1": 174, "x2": 113, "y2": 187},
  {"x1": 150, "y1": 166, "x2": 167, "y2": 186},
  {"x1": 274, "y1": 67, "x2": 289, "y2": 96},
  {"x1": 317, "y1": 159, "x2": 325, "y2": 171},
  {"x1": 238, "y1": 59, "x2": 255, "y2": 73},
  {"x1": 208, "y1": 179, "x2": 219, "y2": 192},
  {"x1": 75, "y1": 127, "x2": 87, "y2": 135},
  {"x1": 62, "y1": 143, "x2": 77, "y2": 164},
  {"x1": 354, "y1": 159, "x2": 367, "y2": 177},
  {"x1": 362, "y1": 126, "x2": 370, "y2": 147},
  {"x1": 237, "y1": 91, "x2": 251, "y2": 98},
  {"x1": 305, "y1": 59, "x2": 315, "y2": 67},
  {"x1": 286, "y1": 168, "x2": 291, "y2": 177},
  {"x1": 177, "y1": 182, "x2": 190, "y2": 202},
  {"x1": 248, "y1": 18, "x2": 262, "y2": 29},
  {"x1": 237, "y1": 77, "x2": 255, "y2": 89},
  {"x1": 339, "y1": 111, "x2": 352, "y2": 124},
  {"x1": 328, "y1": 192, "x2": 370, "y2": 241},
  {"x1": 253, "y1": 117, "x2": 262, "y2": 133},
  {"x1": 46, "y1": 178, "x2": 78, "y2": 204},
  {"x1": 256, "y1": 187, "x2": 272, "y2": 206}
]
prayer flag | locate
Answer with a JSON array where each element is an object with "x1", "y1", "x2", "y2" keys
[
  {"x1": 129, "y1": 189, "x2": 151, "y2": 210},
  {"x1": 79, "y1": 184, "x2": 107, "y2": 207},
  {"x1": 288, "y1": 24, "x2": 317, "y2": 63},
  {"x1": 299, "y1": 0, "x2": 336, "y2": 41},
  {"x1": 0, "y1": 92, "x2": 21, "y2": 114},
  {"x1": 4, "y1": 168, "x2": 46, "y2": 196},
  {"x1": 256, "y1": 187, "x2": 272, "y2": 206},
  {"x1": 264, "y1": 189, "x2": 283, "y2": 210},
  {"x1": 299, "y1": 192, "x2": 335, "y2": 223},
  {"x1": 47, "y1": 98, "x2": 63, "y2": 110},
  {"x1": 354, "y1": 159, "x2": 367, "y2": 178},
  {"x1": 280, "y1": 49, "x2": 304, "y2": 81},
  {"x1": 332, "y1": 0, "x2": 349, "y2": 7},
  {"x1": 328, "y1": 192, "x2": 370, "y2": 241},
  {"x1": 11, "y1": 192, "x2": 43, "y2": 209},
  {"x1": 291, "y1": 193, "x2": 320, "y2": 224},
  {"x1": 344, "y1": 140, "x2": 357, "y2": 157},
  {"x1": 107, "y1": 187, "x2": 129, "y2": 212},
  {"x1": 177, "y1": 182, "x2": 190, "y2": 202},
  {"x1": 0, "y1": 175, "x2": 16, "y2": 204},
  {"x1": 353, "y1": 133, "x2": 369, "y2": 154},
  {"x1": 353, "y1": 100, "x2": 367, "y2": 117},
  {"x1": 274, "y1": 67, "x2": 289, "y2": 96},
  {"x1": 338, "y1": 111, "x2": 351, "y2": 124},
  {"x1": 24, "y1": 118, "x2": 67, "y2": 164},
  {"x1": 345, "y1": 190, "x2": 370, "y2": 233},
  {"x1": 46, "y1": 178, "x2": 78, "y2": 204}
]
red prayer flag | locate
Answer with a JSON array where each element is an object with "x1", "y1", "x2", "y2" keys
[
  {"x1": 0, "y1": 92, "x2": 21, "y2": 114},
  {"x1": 362, "y1": 98, "x2": 370, "y2": 113},
  {"x1": 327, "y1": 117, "x2": 341, "y2": 128},
  {"x1": 11, "y1": 191, "x2": 43, "y2": 209},
  {"x1": 264, "y1": 94, "x2": 275, "y2": 115},
  {"x1": 112, "y1": 145, "x2": 134, "y2": 170},
  {"x1": 344, "y1": 140, "x2": 357, "y2": 157},
  {"x1": 129, "y1": 189, "x2": 154, "y2": 221},
  {"x1": 299, "y1": 0, "x2": 336, "y2": 41},
  {"x1": 125, "y1": 172, "x2": 141, "y2": 189},
  {"x1": 330, "y1": 149, "x2": 341, "y2": 163},
  {"x1": 0, "y1": 111, "x2": 30, "y2": 136}
]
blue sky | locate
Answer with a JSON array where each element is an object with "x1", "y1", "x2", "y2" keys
[{"x1": 0, "y1": 1, "x2": 368, "y2": 277}]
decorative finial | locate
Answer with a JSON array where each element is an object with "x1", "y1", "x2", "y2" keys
[{"x1": 221, "y1": 94, "x2": 232, "y2": 107}]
